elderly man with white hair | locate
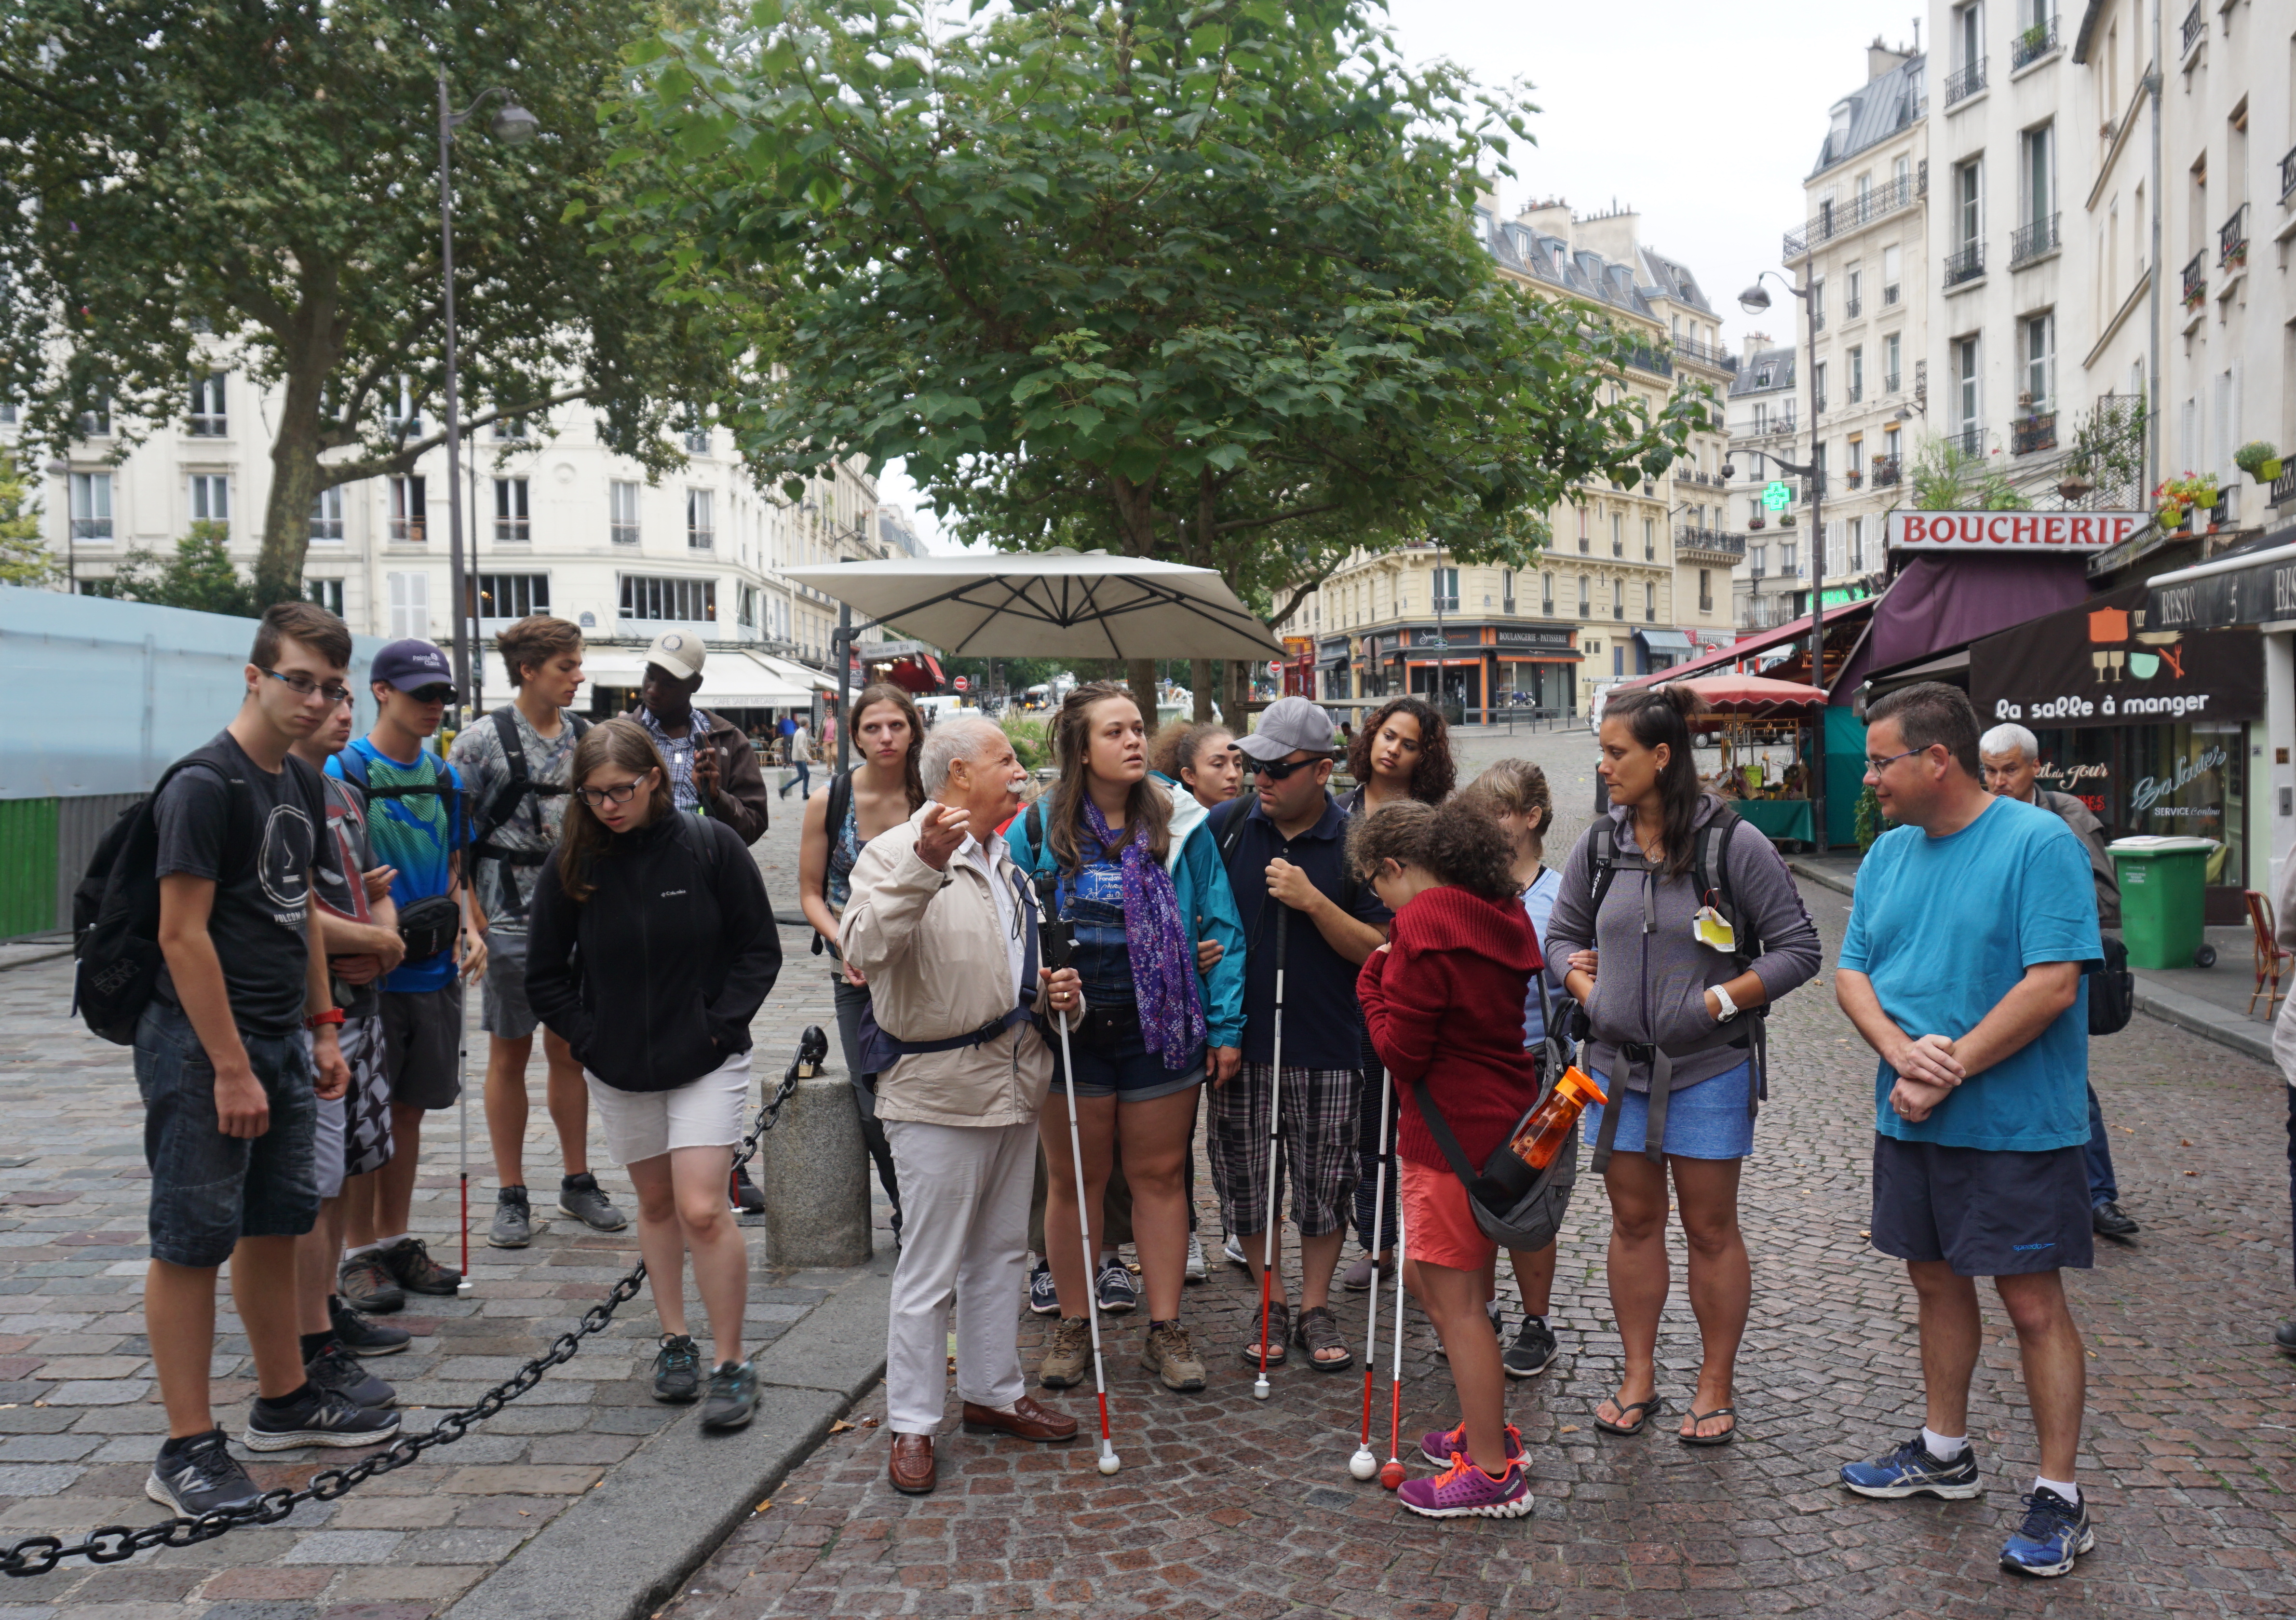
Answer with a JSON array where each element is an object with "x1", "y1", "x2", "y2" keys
[
  {"x1": 1977, "y1": 721, "x2": 2138, "y2": 1242},
  {"x1": 839, "y1": 716, "x2": 1085, "y2": 1496}
]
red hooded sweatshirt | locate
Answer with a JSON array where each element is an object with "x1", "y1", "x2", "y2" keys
[{"x1": 1357, "y1": 885, "x2": 1543, "y2": 1172}]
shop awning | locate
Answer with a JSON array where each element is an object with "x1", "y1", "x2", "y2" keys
[
  {"x1": 1636, "y1": 629, "x2": 1695, "y2": 655},
  {"x1": 751, "y1": 653, "x2": 840, "y2": 694},
  {"x1": 1614, "y1": 600, "x2": 1877, "y2": 690},
  {"x1": 1675, "y1": 674, "x2": 1828, "y2": 716},
  {"x1": 1970, "y1": 582, "x2": 2260, "y2": 728},
  {"x1": 2144, "y1": 531, "x2": 2296, "y2": 628}
]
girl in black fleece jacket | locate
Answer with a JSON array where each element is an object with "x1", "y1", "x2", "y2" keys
[{"x1": 528, "y1": 720, "x2": 781, "y2": 1429}]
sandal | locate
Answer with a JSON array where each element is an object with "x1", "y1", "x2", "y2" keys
[
  {"x1": 1592, "y1": 1393, "x2": 1667, "y2": 1437},
  {"x1": 1242, "y1": 1299, "x2": 1290, "y2": 1368},
  {"x1": 1292, "y1": 1304, "x2": 1353, "y2": 1372},
  {"x1": 1678, "y1": 1406, "x2": 1737, "y2": 1447}
]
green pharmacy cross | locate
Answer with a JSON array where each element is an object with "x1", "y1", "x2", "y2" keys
[{"x1": 1761, "y1": 481, "x2": 1794, "y2": 512}]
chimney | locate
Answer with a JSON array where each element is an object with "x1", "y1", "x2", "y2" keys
[
  {"x1": 1741, "y1": 332, "x2": 1773, "y2": 361},
  {"x1": 1868, "y1": 37, "x2": 1911, "y2": 80}
]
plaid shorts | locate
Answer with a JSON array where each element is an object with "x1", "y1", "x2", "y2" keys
[{"x1": 1208, "y1": 1063, "x2": 1362, "y2": 1242}]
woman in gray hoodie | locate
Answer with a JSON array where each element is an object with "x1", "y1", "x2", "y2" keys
[{"x1": 1543, "y1": 685, "x2": 1821, "y2": 1446}]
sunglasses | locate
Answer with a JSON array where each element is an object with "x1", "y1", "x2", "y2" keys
[
  {"x1": 406, "y1": 684, "x2": 456, "y2": 706},
  {"x1": 1248, "y1": 755, "x2": 1321, "y2": 782}
]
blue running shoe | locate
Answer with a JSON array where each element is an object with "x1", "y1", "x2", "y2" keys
[
  {"x1": 1028, "y1": 1258, "x2": 1059, "y2": 1316},
  {"x1": 2000, "y1": 1487, "x2": 2093, "y2": 1578},
  {"x1": 1839, "y1": 1433, "x2": 1984, "y2": 1499}
]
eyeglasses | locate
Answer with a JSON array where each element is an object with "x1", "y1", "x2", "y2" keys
[
  {"x1": 1247, "y1": 755, "x2": 1321, "y2": 781},
  {"x1": 261, "y1": 668, "x2": 353, "y2": 705},
  {"x1": 1864, "y1": 745, "x2": 1929, "y2": 774},
  {"x1": 575, "y1": 776, "x2": 649, "y2": 809}
]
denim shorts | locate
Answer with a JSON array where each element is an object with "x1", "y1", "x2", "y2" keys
[
  {"x1": 134, "y1": 1000, "x2": 320, "y2": 1267},
  {"x1": 1580, "y1": 1060, "x2": 1756, "y2": 1161},
  {"x1": 1050, "y1": 1004, "x2": 1204, "y2": 1103}
]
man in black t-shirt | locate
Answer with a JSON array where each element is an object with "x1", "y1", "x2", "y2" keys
[{"x1": 139, "y1": 604, "x2": 397, "y2": 1521}]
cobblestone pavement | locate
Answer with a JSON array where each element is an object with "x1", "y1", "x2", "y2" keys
[
  {"x1": 661, "y1": 730, "x2": 2296, "y2": 1620},
  {"x1": 0, "y1": 784, "x2": 875, "y2": 1619}
]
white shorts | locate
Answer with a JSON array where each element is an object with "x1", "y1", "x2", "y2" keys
[{"x1": 585, "y1": 1050, "x2": 752, "y2": 1166}]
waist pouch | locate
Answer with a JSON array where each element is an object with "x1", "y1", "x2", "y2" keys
[
  {"x1": 1068, "y1": 999, "x2": 1140, "y2": 1051},
  {"x1": 855, "y1": 998, "x2": 1036, "y2": 1082},
  {"x1": 395, "y1": 894, "x2": 461, "y2": 966}
]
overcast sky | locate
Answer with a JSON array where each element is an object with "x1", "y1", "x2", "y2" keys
[{"x1": 890, "y1": 0, "x2": 1925, "y2": 552}]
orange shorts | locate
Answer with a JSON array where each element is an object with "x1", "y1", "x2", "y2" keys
[{"x1": 1399, "y1": 1158, "x2": 1499, "y2": 1273}]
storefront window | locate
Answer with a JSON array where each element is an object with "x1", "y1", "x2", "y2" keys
[{"x1": 2035, "y1": 721, "x2": 2247, "y2": 889}]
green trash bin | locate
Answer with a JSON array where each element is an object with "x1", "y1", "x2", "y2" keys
[{"x1": 2107, "y1": 836, "x2": 2215, "y2": 970}]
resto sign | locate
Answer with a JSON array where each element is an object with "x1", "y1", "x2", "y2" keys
[
  {"x1": 1969, "y1": 583, "x2": 2260, "y2": 729},
  {"x1": 1888, "y1": 511, "x2": 2143, "y2": 553}
]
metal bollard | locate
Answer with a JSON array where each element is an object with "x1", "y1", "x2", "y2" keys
[{"x1": 756, "y1": 1058, "x2": 874, "y2": 1268}]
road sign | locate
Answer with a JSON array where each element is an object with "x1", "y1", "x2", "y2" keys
[
  {"x1": 1762, "y1": 481, "x2": 1793, "y2": 512},
  {"x1": 952, "y1": 675, "x2": 969, "y2": 692}
]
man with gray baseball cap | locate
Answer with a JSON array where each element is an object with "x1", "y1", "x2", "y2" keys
[{"x1": 1203, "y1": 696, "x2": 1393, "y2": 1373}]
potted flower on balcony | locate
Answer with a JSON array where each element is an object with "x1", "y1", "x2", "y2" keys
[
  {"x1": 2236, "y1": 440, "x2": 2283, "y2": 485},
  {"x1": 2057, "y1": 467, "x2": 2094, "y2": 502},
  {"x1": 1747, "y1": 513, "x2": 1766, "y2": 530},
  {"x1": 1779, "y1": 510, "x2": 1797, "y2": 527}
]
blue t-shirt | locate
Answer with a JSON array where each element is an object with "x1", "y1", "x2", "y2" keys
[
  {"x1": 1518, "y1": 866, "x2": 1565, "y2": 1047},
  {"x1": 330, "y1": 737, "x2": 467, "y2": 994},
  {"x1": 1060, "y1": 840, "x2": 1136, "y2": 1007},
  {"x1": 1838, "y1": 795, "x2": 2099, "y2": 1152}
]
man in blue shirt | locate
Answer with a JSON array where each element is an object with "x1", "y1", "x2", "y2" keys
[
  {"x1": 1832, "y1": 683, "x2": 2102, "y2": 1580},
  {"x1": 329, "y1": 639, "x2": 485, "y2": 1312},
  {"x1": 1205, "y1": 697, "x2": 1391, "y2": 1374}
]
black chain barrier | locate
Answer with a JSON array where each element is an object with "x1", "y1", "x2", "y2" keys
[{"x1": 1, "y1": 1028, "x2": 825, "y2": 1579}]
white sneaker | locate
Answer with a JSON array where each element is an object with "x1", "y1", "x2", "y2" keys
[
  {"x1": 1185, "y1": 1234, "x2": 1208, "y2": 1284},
  {"x1": 1222, "y1": 1234, "x2": 1250, "y2": 1270}
]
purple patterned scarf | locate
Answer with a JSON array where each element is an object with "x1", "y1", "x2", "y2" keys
[{"x1": 1082, "y1": 796, "x2": 1205, "y2": 1068}]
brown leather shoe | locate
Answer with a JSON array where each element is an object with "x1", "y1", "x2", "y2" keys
[
  {"x1": 959, "y1": 1395, "x2": 1079, "y2": 1443},
  {"x1": 888, "y1": 1431, "x2": 936, "y2": 1495}
]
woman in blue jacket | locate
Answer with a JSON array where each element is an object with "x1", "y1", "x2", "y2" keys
[{"x1": 1004, "y1": 684, "x2": 1244, "y2": 1395}]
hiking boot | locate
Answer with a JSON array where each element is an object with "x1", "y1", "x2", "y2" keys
[
  {"x1": 1503, "y1": 1315, "x2": 1559, "y2": 1378},
  {"x1": 1027, "y1": 1257, "x2": 1059, "y2": 1316},
  {"x1": 488, "y1": 1186, "x2": 533, "y2": 1249},
  {"x1": 729, "y1": 1166, "x2": 765, "y2": 1215},
  {"x1": 1999, "y1": 1487, "x2": 2094, "y2": 1579},
  {"x1": 337, "y1": 1252, "x2": 404, "y2": 1315},
  {"x1": 2091, "y1": 1201, "x2": 2139, "y2": 1240},
  {"x1": 1037, "y1": 1316, "x2": 1093, "y2": 1389},
  {"x1": 1396, "y1": 1453, "x2": 1534, "y2": 1520},
  {"x1": 558, "y1": 1172, "x2": 628, "y2": 1232},
  {"x1": 652, "y1": 1334, "x2": 703, "y2": 1403},
  {"x1": 698, "y1": 1360, "x2": 759, "y2": 1431},
  {"x1": 1094, "y1": 1256, "x2": 1139, "y2": 1315},
  {"x1": 1141, "y1": 1321, "x2": 1207, "y2": 1392},
  {"x1": 242, "y1": 1386, "x2": 401, "y2": 1451},
  {"x1": 304, "y1": 1341, "x2": 396, "y2": 1409},
  {"x1": 1184, "y1": 1234, "x2": 1207, "y2": 1284},
  {"x1": 1421, "y1": 1418, "x2": 1524, "y2": 1468},
  {"x1": 1839, "y1": 1433, "x2": 1984, "y2": 1499},
  {"x1": 328, "y1": 1296, "x2": 410, "y2": 1356},
  {"x1": 378, "y1": 1237, "x2": 461, "y2": 1297},
  {"x1": 146, "y1": 1430, "x2": 260, "y2": 1517}
]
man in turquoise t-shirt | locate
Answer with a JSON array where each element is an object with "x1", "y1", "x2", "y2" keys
[
  {"x1": 327, "y1": 639, "x2": 485, "y2": 1313},
  {"x1": 1831, "y1": 683, "x2": 2102, "y2": 1581}
]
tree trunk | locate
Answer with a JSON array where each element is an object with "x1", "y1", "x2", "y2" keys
[
  {"x1": 1126, "y1": 657, "x2": 1159, "y2": 731},
  {"x1": 1190, "y1": 657, "x2": 1212, "y2": 723},
  {"x1": 254, "y1": 346, "x2": 339, "y2": 610}
]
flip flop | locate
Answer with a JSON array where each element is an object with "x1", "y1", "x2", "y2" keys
[
  {"x1": 1678, "y1": 1406, "x2": 1737, "y2": 1447},
  {"x1": 1592, "y1": 1394, "x2": 1667, "y2": 1437}
]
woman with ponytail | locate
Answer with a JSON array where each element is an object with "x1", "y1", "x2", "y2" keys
[{"x1": 1542, "y1": 685, "x2": 1820, "y2": 1447}]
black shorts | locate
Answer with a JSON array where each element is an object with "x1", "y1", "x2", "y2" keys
[{"x1": 1869, "y1": 1134, "x2": 2093, "y2": 1277}]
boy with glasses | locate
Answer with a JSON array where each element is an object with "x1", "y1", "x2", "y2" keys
[{"x1": 329, "y1": 640, "x2": 486, "y2": 1312}]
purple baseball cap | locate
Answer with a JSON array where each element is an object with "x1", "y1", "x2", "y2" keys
[{"x1": 370, "y1": 638, "x2": 454, "y2": 695}]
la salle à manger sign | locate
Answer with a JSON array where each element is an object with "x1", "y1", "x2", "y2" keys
[{"x1": 1888, "y1": 511, "x2": 2143, "y2": 553}]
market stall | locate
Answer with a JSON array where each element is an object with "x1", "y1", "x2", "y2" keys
[{"x1": 1671, "y1": 673, "x2": 1831, "y2": 850}]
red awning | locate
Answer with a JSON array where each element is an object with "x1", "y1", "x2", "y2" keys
[
  {"x1": 1614, "y1": 597, "x2": 1879, "y2": 692},
  {"x1": 1673, "y1": 674, "x2": 1828, "y2": 716}
]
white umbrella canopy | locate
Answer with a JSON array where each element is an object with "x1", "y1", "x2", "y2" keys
[{"x1": 781, "y1": 549, "x2": 1285, "y2": 661}]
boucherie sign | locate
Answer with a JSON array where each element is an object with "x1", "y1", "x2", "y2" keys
[{"x1": 1887, "y1": 511, "x2": 2144, "y2": 553}]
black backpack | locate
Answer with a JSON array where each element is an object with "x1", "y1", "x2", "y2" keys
[
  {"x1": 70, "y1": 746, "x2": 313, "y2": 1046},
  {"x1": 810, "y1": 769, "x2": 856, "y2": 958},
  {"x1": 2087, "y1": 934, "x2": 2135, "y2": 1035},
  {"x1": 469, "y1": 708, "x2": 591, "y2": 924}
]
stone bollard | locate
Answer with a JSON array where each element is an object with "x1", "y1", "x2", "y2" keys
[{"x1": 756, "y1": 1055, "x2": 875, "y2": 1268}]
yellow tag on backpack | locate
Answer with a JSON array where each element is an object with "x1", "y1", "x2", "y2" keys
[{"x1": 1692, "y1": 905, "x2": 1736, "y2": 952}]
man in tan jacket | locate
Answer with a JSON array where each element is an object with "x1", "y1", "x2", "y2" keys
[{"x1": 841, "y1": 716, "x2": 1084, "y2": 1495}]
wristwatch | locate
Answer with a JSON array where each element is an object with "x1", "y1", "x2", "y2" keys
[
  {"x1": 304, "y1": 1008, "x2": 346, "y2": 1031},
  {"x1": 1710, "y1": 985, "x2": 1740, "y2": 1023}
]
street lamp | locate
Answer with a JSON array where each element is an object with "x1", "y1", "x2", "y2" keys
[
  {"x1": 436, "y1": 74, "x2": 540, "y2": 718},
  {"x1": 1737, "y1": 269, "x2": 1828, "y2": 849}
]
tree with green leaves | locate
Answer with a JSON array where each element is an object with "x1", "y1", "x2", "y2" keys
[
  {"x1": 0, "y1": 448, "x2": 54, "y2": 586},
  {"x1": 608, "y1": 0, "x2": 1708, "y2": 715},
  {"x1": 0, "y1": 0, "x2": 733, "y2": 606},
  {"x1": 86, "y1": 522, "x2": 263, "y2": 619},
  {"x1": 1909, "y1": 434, "x2": 2031, "y2": 512}
]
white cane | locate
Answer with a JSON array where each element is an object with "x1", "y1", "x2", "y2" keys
[
  {"x1": 1350, "y1": 1062, "x2": 1392, "y2": 1479},
  {"x1": 1252, "y1": 905, "x2": 1290, "y2": 1400},
  {"x1": 1053, "y1": 1005, "x2": 1120, "y2": 1476}
]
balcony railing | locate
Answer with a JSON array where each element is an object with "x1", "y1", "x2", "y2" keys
[
  {"x1": 1945, "y1": 58, "x2": 1987, "y2": 106},
  {"x1": 2274, "y1": 464, "x2": 2296, "y2": 508},
  {"x1": 2181, "y1": 250, "x2": 2206, "y2": 310},
  {"x1": 70, "y1": 517, "x2": 112, "y2": 542},
  {"x1": 1674, "y1": 526, "x2": 1748, "y2": 560},
  {"x1": 2011, "y1": 212, "x2": 2060, "y2": 267},
  {"x1": 1844, "y1": 470, "x2": 1864, "y2": 489},
  {"x1": 2180, "y1": 0, "x2": 2203, "y2": 56},
  {"x1": 1811, "y1": 392, "x2": 1827, "y2": 415},
  {"x1": 1949, "y1": 425, "x2": 1984, "y2": 458},
  {"x1": 1944, "y1": 243, "x2": 1985, "y2": 286},
  {"x1": 1871, "y1": 456, "x2": 1903, "y2": 487},
  {"x1": 389, "y1": 517, "x2": 426, "y2": 543},
  {"x1": 2220, "y1": 203, "x2": 2248, "y2": 268},
  {"x1": 2011, "y1": 15, "x2": 2059, "y2": 70},
  {"x1": 1783, "y1": 170, "x2": 1925, "y2": 259},
  {"x1": 1671, "y1": 338, "x2": 1740, "y2": 373},
  {"x1": 2282, "y1": 143, "x2": 2296, "y2": 202},
  {"x1": 1884, "y1": 372, "x2": 1902, "y2": 395},
  {"x1": 1844, "y1": 297, "x2": 1862, "y2": 318},
  {"x1": 1625, "y1": 346, "x2": 1675, "y2": 378},
  {"x1": 2012, "y1": 413, "x2": 2058, "y2": 456},
  {"x1": 1883, "y1": 284, "x2": 1901, "y2": 306}
]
